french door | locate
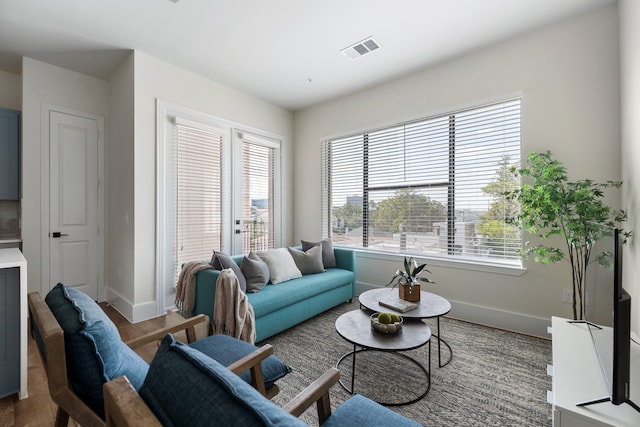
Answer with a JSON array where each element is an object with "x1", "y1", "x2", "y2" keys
[
  {"x1": 157, "y1": 101, "x2": 282, "y2": 313},
  {"x1": 232, "y1": 130, "x2": 281, "y2": 254}
]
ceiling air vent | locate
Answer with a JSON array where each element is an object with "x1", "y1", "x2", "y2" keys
[{"x1": 341, "y1": 37, "x2": 380, "y2": 60}]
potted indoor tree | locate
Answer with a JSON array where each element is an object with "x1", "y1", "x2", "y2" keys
[
  {"x1": 386, "y1": 256, "x2": 434, "y2": 302},
  {"x1": 505, "y1": 151, "x2": 630, "y2": 320}
]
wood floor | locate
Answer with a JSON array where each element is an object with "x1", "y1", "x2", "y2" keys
[{"x1": 0, "y1": 303, "x2": 203, "y2": 427}]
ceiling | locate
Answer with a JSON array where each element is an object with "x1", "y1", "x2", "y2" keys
[{"x1": 0, "y1": 0, "x2": 616, "y2": 111}]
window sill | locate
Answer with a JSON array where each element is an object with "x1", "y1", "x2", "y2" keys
[{"x1": 350, "y1": 248, "x2": 527, "y2": 277}]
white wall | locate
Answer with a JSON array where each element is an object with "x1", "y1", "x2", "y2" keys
[
  {"x1": 105, "y1": 51, "x2": 294, "y2": 321},
  {"x1": 0, "y1": 70, "x2": 21, "y2": 110},
  {"x1": 21, "y1": 57, "x2": 109, "y2": 294},
  {"x1": 620, "y1": 0, "x2": 640, "y2": 335},
  {"x1": 14, "y1": 52, "x2": 293, "y2": 322},
  {"x1": 107, "y1": 52, "x2": 135, "y2": 308},
  {"x1": 293, "y1": 5, "x2": 621, "y2": 336}
]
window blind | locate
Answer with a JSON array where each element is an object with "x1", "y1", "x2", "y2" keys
[
  {"x1": 175, "y1": 122, "x2": 224, "y2": 278},
  {"x1": 322, "y1": 98, "x2": 522, "y2": 266},
  {"x1": 239, "y1": 131, "x2": 278, "y2": 253}
]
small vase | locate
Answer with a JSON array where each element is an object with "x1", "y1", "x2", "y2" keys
[{"x1": 399, "y1": 282, "x2": 421, "y2": 302}]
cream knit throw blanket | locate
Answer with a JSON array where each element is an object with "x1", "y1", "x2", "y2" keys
[
  {"x1": 213, "y1": 269, "x2": 256, "y2": 344},
  {"x1": 175, "y1": 261, "x2": 213, "y2": 318}
]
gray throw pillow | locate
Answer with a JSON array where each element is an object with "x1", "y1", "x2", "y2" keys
[
  {"x1": 241, "y1": 252, "x2": 270, "y2": 293},
  {"x1": 211, "y1": 251, "x2": 247, "y2": 292},
  {"x1": 301, "y1": 238, "x2": 337, "y2": 268},
  {"x1": 287, "y1": 245, "x2": 324, "y2": 275}
]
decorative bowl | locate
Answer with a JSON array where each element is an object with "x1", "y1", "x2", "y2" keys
[{"x1": 370, "y1": 312, "x2": 403, "y2": 335}]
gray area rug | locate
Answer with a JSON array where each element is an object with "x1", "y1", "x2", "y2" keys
[{"x1": 260, "y1": 298, "x2": 552, "y2": 427}]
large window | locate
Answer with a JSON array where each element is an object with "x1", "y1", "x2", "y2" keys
[{"x1": 322, "y1": 98, "x2": 521, "y2": 266}]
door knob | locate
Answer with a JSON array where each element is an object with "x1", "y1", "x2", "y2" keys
[{"x1": 51, "y1": 232, "x2": 69, "y2": 238}]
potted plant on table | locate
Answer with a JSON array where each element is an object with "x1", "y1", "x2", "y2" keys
[
  {"x1": 505, "y1": 151, "x2": 630, "y2": 320},
  {"x1": 386, "y1": 256, "x2": 434, "y2": 302}
]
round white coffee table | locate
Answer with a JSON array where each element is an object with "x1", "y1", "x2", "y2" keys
[
  {"x1": 335, "y1": 309, "x2": 431, "y2": 406},
  {"x1": 358, "y1": 287, "x2": 453, "y2": 367}
]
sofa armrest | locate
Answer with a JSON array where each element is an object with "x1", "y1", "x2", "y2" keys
[
  {"x1": 334, "y1": 247, "x2": 355, "y2": 273},
  {"x1": 192, "y1": 268, "x2": 223, "y2": 321},
  {"x1": 104, "y1": 376, "x2": 161, "y2": 427}
]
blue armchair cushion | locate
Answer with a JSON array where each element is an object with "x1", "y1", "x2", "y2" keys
[
  {"x1": 45, "y1": 283, "x2": 149, "y2": 419},
  {"x1": 322, "y1": 394, "x2": 423, "y2": 427},
  {"x1": 189, "y1": 333, "x2": 291, "y2": 389},
  {"x1": 140, "y1": 335, "x2": 306, "y2": 427}
]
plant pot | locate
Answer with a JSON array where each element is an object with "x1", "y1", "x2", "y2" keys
[{"x1": 399, "y1": 282, "x2": 420, "y2": 302}]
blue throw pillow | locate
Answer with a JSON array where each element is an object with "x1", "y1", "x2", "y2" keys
[
  {"x1": 45, "y1": 283, "x2": 149, "y2": 419},
  {"x1": 189, "y1": 334, "x2": 291, "y2": 388},
  {"x1": 140, "y1": 335, "x2": 306, "y2": 427}
]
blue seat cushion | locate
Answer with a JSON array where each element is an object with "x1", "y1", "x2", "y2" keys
[
  {"x1": 140, "y1": 335, "x2": 307, "y2": 427},
  {"x1": 248, "y1": 268, "x2": 354, "y2": 318},
  {"x1": 322, "y1": 394, "x2": 423, "y2": 427},
  {"x1": 189, "y1": 334, "x2": 291, "y2": 389},
  {"x1": 45, "y1": 283, "x2": 149, "y2": 419}
]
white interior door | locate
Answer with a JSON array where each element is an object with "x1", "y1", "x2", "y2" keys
[{"x1": 49, "y1": 110, "x2": 100, "y2": 299}]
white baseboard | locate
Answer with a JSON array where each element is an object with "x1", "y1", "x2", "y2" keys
[
  {"x1": 105, "y1": 287, "x2": 160, "y2": 323},
  {"x1": 355, "y1": 282, "x2": 551, "y2": 339}
]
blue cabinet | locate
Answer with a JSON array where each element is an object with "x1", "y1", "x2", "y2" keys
[
  {"x1": 0, "y1": 108, "x2": 20, "y2": 200},
  {"x1": 0, "y1": 267, "x2": 19, "y2": 398}
]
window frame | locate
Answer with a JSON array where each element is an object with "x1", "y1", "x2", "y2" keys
[{"x1": 322, "y1": 97, "x2": 525, "y2": 274}]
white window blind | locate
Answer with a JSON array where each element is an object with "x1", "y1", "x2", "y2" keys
[
  {"x1": 322, "y1": 98, "x2": 522, "y2": 266},
  {"x1": 239, "y1": 131, "x2": 278, "y2": 253},
  {"x1": 175, "y1": 121, "x2": 224, "y2": 278}
]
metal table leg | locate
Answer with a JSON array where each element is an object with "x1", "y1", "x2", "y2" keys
[{"x1": 433, "y1": 316, "x2": 453, "y2": 367}]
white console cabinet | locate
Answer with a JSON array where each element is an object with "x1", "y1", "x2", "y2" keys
[
  {"x1": 0, "y1": 248, "x2": 27, "y2": 399},
  {"x1": 549, "y1": 316, "x2": 640, "y2": 426}
]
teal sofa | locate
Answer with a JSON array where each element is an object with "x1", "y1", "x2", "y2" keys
[{"x1": 192, "y1": 247, "x2": 355, "y2": 342}]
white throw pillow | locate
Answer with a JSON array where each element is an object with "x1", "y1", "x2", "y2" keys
[{"x1": 257, "y1": 248, "x2": 302, "y2": 284}]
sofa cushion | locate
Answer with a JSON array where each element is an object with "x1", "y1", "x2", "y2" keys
[
  {"x1": 301, "y1": 238, "x2": 337, "y2": 268},
  {"x1": 140, "y1": 335, "x2": 306, "y2": 427},
  {"x1": 212, "y1": 251, "x2": 247, "y2": 292},
  {"x1": 241, "y1": 252, "x2": 270, "y2": 293},
  {"x1": 248, "y1": 269, "x2": 355, "y2": 318},
  {"x1": 288, "y1": 244, "x2": 324, "y2": 275},
  {"x1": 189, "y1": 334, "x2": 291, "y2": 388},
  {"x1": 257, "y1": 248, "x2": 302, "y2": 284},
  {"x1": 45, "y1": 283, "x2": 149, "y2": 419}
]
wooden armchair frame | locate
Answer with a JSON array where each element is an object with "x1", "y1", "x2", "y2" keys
[
  {"x1": 28, "y1": 291, "x2": 276, "y2": 427},
  {"x1": 104, "y1": 367, "x2": 342, "y2": 427}
]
